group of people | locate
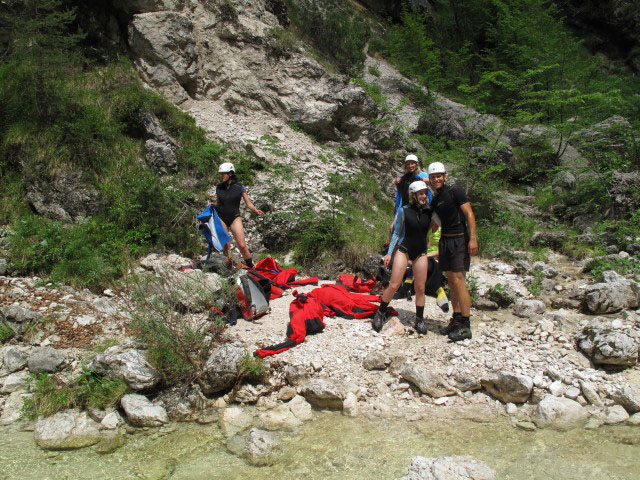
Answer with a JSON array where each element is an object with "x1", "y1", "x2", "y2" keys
[
  {"x1": 374, "y1": 155, "x2": 477, "y2": 342},
  {"x1": 209, "y1": 153, "x2": 477, "y2": 342}
]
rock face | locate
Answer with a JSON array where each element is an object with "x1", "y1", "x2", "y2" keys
[
  {"x1": 120, "y1": 394, "x2": 168, "y2": 427},
  {"x1": 129, "y1": 11, "x2": 198, "y2": 103},
  {"x1": 533, "y1": 396, "x2": 589, "y2": 429},
  {"x1": 576, "y1": 321, "x2": 638, "y2": 367},
  {"x1": 481, "y1": 371, "x2": 533, "y2": 403},
  {"x1": 610, "y1": 171, "x2": 640, "y2": 214},
  {"x1": 400, "y1": 455, "x2": 497, "y2": 480},
  {"x1": 584, "y1": 271, "x2": 640, "y2": 313},
  {"x1": 199, "y1": 343, "x2": 244, "y2": 395},
  {"x1": 88, "y1": 345, "x2": 162, "y2": 391},
  {"x1": 401, "y1": 364, "x2": 456, "y2": 398},
  {"x1": 300, "y1": 378, "x2": 347, "y2": 409},
  {"x1": 25, "y1": 170, "x2": 102, "y2": 222},
  {"x1": 28, "y1": 347, "x2": 65, "y2": 373},
  {"x1": 34, "y1": 410, "x2": 102, "y2": 450}
]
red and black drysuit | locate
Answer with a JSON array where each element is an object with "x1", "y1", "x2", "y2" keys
[
  {"x1": 255, "y1": 291, "x2": 326, "y2": 357},
  {"x1": 246, "y1": 257, "x2": 318, "y2": 300},
  {"x1": 255, "y1": 284, "x2": 396, "y2": 357},
  {"x1": 336, "y1": 273, "x2": 377, "y2": 293}
]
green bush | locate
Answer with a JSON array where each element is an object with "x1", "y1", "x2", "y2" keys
[
  {"x1": 285, "y1": 0, "x2": 371, "y2": 76},
  {"x1": 128, "y1": 272, "x2": 233, "y2": 386},
  {"x1": 585, "y1": 256, "x2": 640, "y2": 283},
  {"x1": 293, "y1": 212, "x2": 345, "y2": 266},
  {"x1": 0, "y1": 324, "x2": 15, "y2": 343},
  {"x1": 22, "y1": 370, "x2": 129, "y2": 420}
]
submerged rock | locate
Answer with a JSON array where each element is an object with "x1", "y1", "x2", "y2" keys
[
  {"x1": 533, "y1": 396, "x2": 588, "y2": 429},
  {"x1": 35, "y1": 410, "x2": 101, "y2": 450},
  {"x1": 227, "y1": 428, "x2": 283, "y2": 466},
  {"x1": 219, "y1": 406, "x2": 254, "y2": 438},
  {"x1": 400, "y1": 455, "x2": 496, "y2": 480}
]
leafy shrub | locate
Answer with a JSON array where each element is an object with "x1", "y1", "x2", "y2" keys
[
  {"x1": 527, "y1": 269, "x2": 545, "y2": 296},
  {"x1": 485, "y1": 283, "x2": 514, "y2": 307},
  {"x1": 128, "y1": 272, "x2": 234, "y2": 386},
  {"x1": 368, "y1": 65, "x2": 380, "y2": 77},
  {"x1": 22, "y1": 371, "x2": 129, "y2": 419},
  {"x1": 293, "y1": 212, "x2": 345, "y2": 266}
]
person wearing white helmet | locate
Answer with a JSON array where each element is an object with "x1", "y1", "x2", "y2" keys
[
  {"x1": 213, "y1": 162, "x2": 263, "y2": 268},
  {"x1": 373, "y1": 180, "x2": 439, "y2": 335},
  {"x1": 428, "y1": 162, "x2": 478, "y2": 342},
  {"x1": 389, "y1": 154, "x2": 430, "y2": 241}
]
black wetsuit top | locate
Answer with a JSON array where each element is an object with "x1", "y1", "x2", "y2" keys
[
  {"x1": 398, "y1": 203, "x2": 433, "y2": 260},
  {"x1": 431, "y1": 184, "x2": 468, "y2": 235},
  {"x1": 398, "y1": 172, "x2": 416, "y2": 207},
  {"x1": 216, "y1": 180, "x2": 245, "y2": 227}
]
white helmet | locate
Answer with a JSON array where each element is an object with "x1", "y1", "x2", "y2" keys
[
  {"x1": 218, "y1": 162, "x2": 235, "y2": 173},
  {"x1": 404, "y1": 154, "x2": 419, "y2": 164},
  {"x1": 427, "y1": 162, "x2": 446, "y2": 175},
  {"x1": 409, "y1": 180, "x2": 428, "y2": 195}
]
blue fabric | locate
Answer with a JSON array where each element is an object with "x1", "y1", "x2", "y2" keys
[
  {"x1": 197, "y1": 205, "x2": 231, "y2": 253},
  {"x1": 387, "y1": 207, "x2": 406, "y2": 256}
]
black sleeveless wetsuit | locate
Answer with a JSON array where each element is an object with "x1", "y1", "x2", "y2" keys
[
  {"x1": 216, "y1": 180, "x2": 245, "y2": 227},
  {"x1": 397, "y1": 203, "x2": 433, "y2": 260}
]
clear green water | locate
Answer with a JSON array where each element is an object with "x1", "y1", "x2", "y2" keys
[{"x1": 1, "y1": 414, "x2": 639, "y2": 480}]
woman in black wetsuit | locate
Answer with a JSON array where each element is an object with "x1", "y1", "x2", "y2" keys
[
  {"x1": 214, "y1": 162, "x2": 263, "y2": 268},
  {"x1": 372, "y1": 181, "x2": 439, "y2": 335}
]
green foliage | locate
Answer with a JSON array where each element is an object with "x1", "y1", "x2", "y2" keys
[
  {"x1": 476, "y1": 209, "x2": 537, "y2": 259},
  {"x1": 585, "y1": 256, "x2": 640, "y2": 283},
  {"x1": 0, "y1": 324, "x2": 15, "y2": 343},
  {"x1": 466, "y1": 274, "x2": 479, "y2": 302},
  {"x1": 22, "y1": 371, "x2": 129, "y2": 419},
  {"x1": 238, "y1": 353, "x2": 267, "y2": 380},
  {"x1": 485, "y1": 283, "x2": 514, "y2": 307},
  {"x1": 368, "y1": 65, "x2": 381, "y2": 77},
  {"x1": 526, "y1": 269, "x2": 545, "y2": 296},
  {"x1": 293, "y1": 211, "x2": 345, "y2": 266},
  {"x1": 128, "y1": 272, "x2": 232, "y2": 386},
  {"x1": 285, "y1": 0, "x2": 371, "y2": 76}
]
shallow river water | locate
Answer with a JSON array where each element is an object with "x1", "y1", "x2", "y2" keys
[{"x1": 1, "y1": 413, "x2": 639, "y2": 480}]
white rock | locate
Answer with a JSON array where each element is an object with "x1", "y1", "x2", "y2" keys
[
  {"x1": 35, "y1": 410, "x2": 101, "y2": 450},
  {"x1": 120, "y1": 393, "x2": 168, "y2": 427}
]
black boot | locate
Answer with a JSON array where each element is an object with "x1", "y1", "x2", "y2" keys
[
  {"x1": 372, "y1": 309, "x2": 386, "y2": 332},
  {"x1": 440, "y1": 313, "x2": 462, "y2": 336},
  {"x1": 415, "y1": 317, "x2": 428, "y2": 335},
  {"x1": 448, "y1": 316, "x2": 472, "y2": 342}
]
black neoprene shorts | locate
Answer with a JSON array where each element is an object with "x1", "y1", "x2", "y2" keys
[{"x1": 439, "y1": 235, "x2": 470, "y2": 272}]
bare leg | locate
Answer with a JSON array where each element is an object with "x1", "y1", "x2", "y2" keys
[
  {"x1": 412, "y1": 255, "x2": 428, "y2": 308},
  {"x1": 228, "y1": 217, "x2": 252, "y2": 261},
  {"x1": 446, "y1": 271, "x2": 470, "y2": 317},
  {"x1": 381, "y1": 251, "x2": 408, "y2": 304}
]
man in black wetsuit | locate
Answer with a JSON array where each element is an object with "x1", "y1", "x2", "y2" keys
[{"x1": 428, "y1": 162, "x2": 478, "y2": 341}]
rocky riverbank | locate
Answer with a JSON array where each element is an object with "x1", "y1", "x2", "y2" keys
[{"x1": 2, "y1": 247, "x2": 640, "y2": 469}]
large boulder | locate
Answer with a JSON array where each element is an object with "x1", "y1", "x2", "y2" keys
[
  {"x1": 400, "y1": 455, "x2": 497, "y2": 480},
  {"x1": 28, "y1": 347, "x2": 66, "y2": 373},
  {"x1": 612, "y1": 385, "x2": 640, "y2": 414},
  {"x1": 576, "y1": 321, "x2": 638, "y2": 367},
  {"x1": 512, "y1": 299, "x2": 546, "y2": 318},
  {"x1": 0, "y1": 305, "x2": 38, "y2": 338},
  {"x1": 583, "y1": 271, "x2": 640, "y2": 314},
  {"x1": 4, "y1": 346, "x2": 28, "y2": 372},
  {"x1": 481, "y1": 371, "x2": 532, "y2": 403},
  {"x1": 401, "y1": 364, "x2": 456, "y2": 398},
  {"x1": 88, "y1": 345, "x2": 161, "y2": 391},
  {"x1": 199, "y1": 343, "x2": 245, "y2": 395},
  {"x1": 144, "y1": 139, "x2": 177, "y2": 174},
  {"x1": 610, "y1": 171, "x2": 640, "y2": 214},
  {"x1": 120, "y1": 393, "x2": 168, "y2": 427},
  {"x1": 34, "y1": 410, "x2": 102, "y2": 450},
  {"x1": 533, "y1": 396, "x2": 589, "y2": 429},
  {"x1": 300, "y1": 377, "x2": 347, "y2": 409}
]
